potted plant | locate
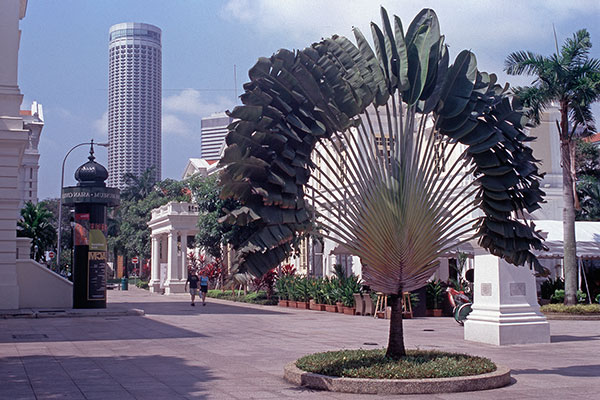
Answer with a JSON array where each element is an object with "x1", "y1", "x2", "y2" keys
[
  {"x1": 295, "y1": 276, "x2": 310, "y2": 309},
  {"x1": 308, "y1": 278, "x2": 326, "y2": 311},
  {"x1": 323, "y1": 278, "x2": 338, "y2": 312},
  {"x1": 287, "y1": 276, "x2": 298, "y2": 308},
  {"x1": 275, "y1": 275, "x2": 289, "y2": 307},
  {"x1": 342, "y1": 274, "x2": 362, "y2": 315},
  {"x1": 426, "y1": 279, "x2": 444, "y2": 317}
]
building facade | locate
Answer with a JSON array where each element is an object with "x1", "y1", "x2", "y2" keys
[
  {"x1": 107, "y1": 22, "x2": 162, "y2": 189},
  {"x1": 200, "y1": 112, "x2": 232, "y2": 160},
  {"x1": 18, "y1": 101, "x2": 43, "y2": 207}
]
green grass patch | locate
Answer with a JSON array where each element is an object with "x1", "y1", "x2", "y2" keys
[
  {"x1": 540, "y1": 304, "x2": 600, "y2": 314},
  {"x1": 296, "y1": 349, "x2": 496, "y2": 379}
]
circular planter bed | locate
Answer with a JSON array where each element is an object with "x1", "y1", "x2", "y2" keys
[{"x1": 284, "y1": 349, "x2": 511, "y2": 395}]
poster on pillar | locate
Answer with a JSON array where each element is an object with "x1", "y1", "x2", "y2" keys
[
  {"x1": 74, "y1": 213, "x2": 90, "y2": 245},
  {"x1": 87, "y1": 225, "x2": 107, "y2": 301}
]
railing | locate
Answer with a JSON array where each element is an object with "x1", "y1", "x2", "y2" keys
[{"x1": 151, "y1": 202, "x2": 200, "y2": 219}]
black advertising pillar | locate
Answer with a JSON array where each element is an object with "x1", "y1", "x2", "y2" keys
[{"x1": 62, "y1": 143, "x2": 119, "y2": 308}]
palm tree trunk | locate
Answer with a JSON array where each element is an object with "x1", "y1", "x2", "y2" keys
[
  {"x1": 385, "y1": 293, "x2": 406, "y2": 359},
  {"x1": 558, "y1": 101, "x2": 577, "y2": 306},
  {"x1": 561, "y1": 139, "x2": 578, "y2": 305}
]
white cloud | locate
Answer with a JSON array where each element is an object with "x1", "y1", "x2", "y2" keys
[
  {"x1": 162, "y1": 113, "x2": 192, "y2": 137},
  {"x1": 93, "y1": 111, "x2": 108, "y2": 138},
  {"x1": 221, "y1": 0, "x2": 600, "y2": 87},
  {"x1": 163, "y1": 88, "x2": 235, "y2": 117}
]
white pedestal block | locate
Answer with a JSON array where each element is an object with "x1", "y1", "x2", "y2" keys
[
  {"x1": 164, "y1": 279, "x2": 187, "y2": 294},
  {"x1": 464, "y1": 254, "x2": 550, "y2": 346}
]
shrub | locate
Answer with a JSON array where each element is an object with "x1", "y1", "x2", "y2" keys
[
  {"x1": 135, "y1": 280, "x2": 149, "y2": 289},
  {"x1": 540, "y1": 304, "x2": 600, "y2": 314},
  {"x1": 205, "y1": 289, "x2": 277, "y2": 305},
  {"x1": 596, "y1": 293, "x2": 600, "y2": 304},
  {"x1": 253, "y1": 268, "x2": 276, "y2": 299},
  {"x1": 541, "y1": 277, "x2": 564, "y2": 300},
  {"x1": 550, "y1": 289, "x2": 587, "y2": 304}
]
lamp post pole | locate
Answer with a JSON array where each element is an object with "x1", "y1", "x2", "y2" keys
[{"x1": 57, "y1": 140, "x2": 109, "y2": 266}]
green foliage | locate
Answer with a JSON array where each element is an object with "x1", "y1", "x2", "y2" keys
[
  {"x1": 540, "y1": 277, "x2": 564, "y2": 300},
  {"x1": 576, "y1": 140, "x2": 600, "y2": 221},
  {"x1": 541, "y1": 304, "x2": 600, "y2": 314},
  {"x1": 17, "y1": 201, "x2": 57, "y2": 262},
  {"x1": 295, "y1": 349, "x2": 496, "y2": 379},
  {"x1": 135, "y1": 280, "x2": 149, "y2": 289},
  {"x1": 596, "y1": 293, "x2": 600, "y2": 304},
  {"x1": 109, "y1": 169, "x2": 190, "y2": 260},
  {"x1": 205, "y1": 289, "x2": 277, "y2": 305},
  {"x1": 292, "y1": 276, "x2": 310, "y2": 302},
  {"x1": 190, "y1": 174, "x2": 253, "y2": 259},
  {"x1": 307, "y1": 277, "x2": 326, "y2": 304},
  {"x1": 550, "y1": 289, "x2": 587, "y2": 304},
  {"x1": 426, "y1": 280, "x2": 445, "y2": 309}
]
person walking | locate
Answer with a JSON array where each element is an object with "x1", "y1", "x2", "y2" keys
[
  {"x1": 185, "y1": 269, "x2": 200, "y2": 306},
  {"x1": 199, "y1": 271, "x2": 209, "y2": 306}
]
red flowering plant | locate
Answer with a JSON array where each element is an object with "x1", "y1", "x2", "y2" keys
[
  {"x1": 199, "y1": 261, "x2": 223, "y2": 289},
  {"x1": 253, "y1": 268, "x2": 277, "y2": 299}
]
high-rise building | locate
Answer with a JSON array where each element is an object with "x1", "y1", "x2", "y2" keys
[
  {"x1": 200, "y1": 112, "x2": 233, "y2": 160},
  {"x1": 107, "y1": 22, "x2": 162, "y2": 189}
]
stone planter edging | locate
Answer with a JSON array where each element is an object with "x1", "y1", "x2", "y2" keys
[{"x1": 284, "y1": 362, "x2": 511, "y2": 394}]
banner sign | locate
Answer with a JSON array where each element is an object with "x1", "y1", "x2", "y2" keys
[{"x1": 62, "y1": 186, "x2": 120, "y2": 206}]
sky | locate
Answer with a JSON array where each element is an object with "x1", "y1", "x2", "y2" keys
[{"x1": 17, "y1": 0, "x2": 600, "y2": 200}]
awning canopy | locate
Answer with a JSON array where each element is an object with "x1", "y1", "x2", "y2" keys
[{"x1": 534, "y1": 220, "x2": 600, "y2": 259}]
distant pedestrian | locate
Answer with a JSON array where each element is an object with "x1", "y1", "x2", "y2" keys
[
  {"x1": 185, "y1": 269, "x2": 200, "y2": 306},
  {"x1": 199, "y1": 271, "x2": 209, "y2": 306}
]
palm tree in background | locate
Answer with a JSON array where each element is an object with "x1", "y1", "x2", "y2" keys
[
  {"x1": 17, "y1": 201, "x2": 57, "y2": 262},
  {"x1": 121, "y1": 167, "x2": 158, "y2": 201},
  {"x1": 505, "y1": 29, "x2": 600, "y2": 305}
]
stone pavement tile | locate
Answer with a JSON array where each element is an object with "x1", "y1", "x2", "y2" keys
[
  {"x1": 34, "y1": 390, "x2": 86, "y2": 400},
  {"x1": 0, "y1": 387, "x2": 36, "y2": 400},
  {"x1": 127, "y1": 388, "x2": 187, "y2": 399},
  {"x1": 81, "y1": 390, "x2": 136, "y2": 400}
]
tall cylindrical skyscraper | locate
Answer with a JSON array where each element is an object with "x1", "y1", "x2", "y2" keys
[{"x1": 107, "y1": 22, "x2": 161, "y2": 189}]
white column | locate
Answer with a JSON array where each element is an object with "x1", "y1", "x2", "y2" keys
[
  {"x1": 180, "y1": 232, "x2": 188, "y2": 281},
  {"x1": 149, "y1": 235, "x2": 160, "y2": 292},
  {"x1": 0, "y1": 0, "x2": 28, "y2": 309},
  {"x1": 165, "y1": 231, "x2": 185, "y2": 294},
  {"x1": 464, "y1": 254, "x2": 550, "y2": 345}
]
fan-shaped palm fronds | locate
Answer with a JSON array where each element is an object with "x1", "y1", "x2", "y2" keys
[{"x1": 219, "y1": 7, "x2": 547, "y2": 358}]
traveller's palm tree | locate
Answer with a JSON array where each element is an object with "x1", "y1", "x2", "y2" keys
[
  {"x1": 220, "y1": 8, "x2": 546, "y2": 358},
  {"x1": 505, "y1": 29, "x2": 600, "y2": 305},
  {"x1": 17, "y1": 201, "x2": 57, "y2": 262}
]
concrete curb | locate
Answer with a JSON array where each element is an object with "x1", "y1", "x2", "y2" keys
[
  {"x1": 284, "y1": 362, "x2": 511, "y2": 395},
  {"x1": 543, "y1": 313, "x2": 600, "y2": 320},
  {"x1": 1, "y1": 308, "x2": 145, "y2": 319}
]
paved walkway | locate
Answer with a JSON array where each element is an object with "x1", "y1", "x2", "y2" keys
[{"x1": 1, "y1": 287, "x2": 599, "y2": 399}]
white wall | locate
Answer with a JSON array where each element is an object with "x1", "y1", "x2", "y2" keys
[{"x1": 16, "y1": 259, "x2": 73, "y2": 309}]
